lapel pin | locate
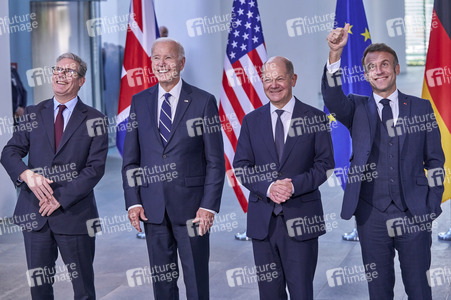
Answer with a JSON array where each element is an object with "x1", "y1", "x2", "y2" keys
[
  {"x1": 404, "y1": 102, "x2": 407, "y2": 105},
  {"x1": 184, "y1": 99, "x2": 189, "y2": 103}
]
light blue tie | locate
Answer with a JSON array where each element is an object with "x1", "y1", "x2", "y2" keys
[{"x1": 159, "y1": 93, "x2": 172, "y2": 146}]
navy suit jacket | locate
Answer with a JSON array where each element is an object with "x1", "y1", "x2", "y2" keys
[
  {"x1": 121, "y1": 80, "x2": 225, "y2": 225},
  {"x1": 233, "y1": 98, "x2": 335, "y2": 241},
  {"x1": 1, "y1": 98, "x2": 108, "y2": 234},
  {"x1": 321, "y1": 66, "x2": 445, "y2": 220}
]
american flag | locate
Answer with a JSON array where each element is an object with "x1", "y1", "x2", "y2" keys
[
  {"x1": 116, "y1": 0, "x2": 159, "y2": 155},
  {"x1": 220, "y1": 0, "x2": 268, "y2": 212}
]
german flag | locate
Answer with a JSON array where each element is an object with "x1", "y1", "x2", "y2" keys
[{"x1": 422, "y1": 0, "x2": 451, "y2": 202}]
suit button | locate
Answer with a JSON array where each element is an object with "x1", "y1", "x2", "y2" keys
[
  {"x1": 163, "y1": 154, "x2": 167, "y2": 158},
  {"x1": 389, "y1": 155, "x2": 393, "y2": 158},
  {"x1": 390, "y1": 167, "x2": 394, "y2": 171},
  {"x1": 389, "y1": 142, "x2": 393, "y2": 146},
  {"x1": 366, "y1": 151, "x2": 370, "y2": 156},
  {"x1": 390, "y1": 179, "x2": 395, "y2": 183}
]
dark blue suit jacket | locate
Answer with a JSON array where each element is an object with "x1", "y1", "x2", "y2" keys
[
  {"x1": 321, "y1": 66, "x2": 445, "y2": 220},
  {"x1": 121, "y1": 80, "x2": 225, "y2": 225},
  {"x1": 1, "y1": 98, "x2": 108, "y2": 234},
  {"x1": 233, "y1": 98, "x2": 334, "y2": 241}
]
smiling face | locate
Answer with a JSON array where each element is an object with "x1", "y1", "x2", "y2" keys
[
  {"x1": 262, "y1": 57, "x2": 297, "y2": 109},
  {"x1": 151, "y1": 40, "x2": 185, "y2": 91},
  {"x1": 52, "y1": 58, "x2": 85, "y2": 103},
  {"x1": 363, "y1": 51, "x2": 400, "y2": 98}
]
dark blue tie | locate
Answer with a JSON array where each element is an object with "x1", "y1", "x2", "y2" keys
[
  {"x1": 273, "y1": 109, "x2": 284, "y2": 215},
  {"x1": 275, "y1": 110, "x2": 285, "y2": 162},
  {"x1": 380, "y1": 98, "x2": 393, "y2": 130},
  {"x1": 159, "y1": 93, "x2": 172, "y2": 146}
]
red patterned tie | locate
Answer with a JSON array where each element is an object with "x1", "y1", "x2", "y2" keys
[{"x1": 54, "y1": 105, "x2": 66, "y2": 152}]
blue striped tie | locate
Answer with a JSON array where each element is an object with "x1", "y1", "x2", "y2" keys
[{"x1": 159, "y1": 93, "x2": 172, "y2": 146}]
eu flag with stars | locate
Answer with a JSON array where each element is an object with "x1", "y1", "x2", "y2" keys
[{"x1": 324, "y1": 0, "x2": 372, "y2": 189}]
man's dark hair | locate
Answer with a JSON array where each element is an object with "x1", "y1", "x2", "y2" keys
[{"x1": 361, "y1": 43, "x2": 399, "y2": 71}]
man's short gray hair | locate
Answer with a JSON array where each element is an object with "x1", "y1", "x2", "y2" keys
[
  {"x1": 56, "y1": 53, "x2": 88, "y2": 77},
  {"x1": 151, "y1": 37, "x2": 185, "y2": 61}
]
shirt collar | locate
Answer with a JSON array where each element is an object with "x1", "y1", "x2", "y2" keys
[
  {"x1": 270, "y1": 96, "x2": 295, "y2": 115},
  {"x1": 158, "y1": 78, "x2": 183, "y2": 100},
  {"x1": 53, "y1": 96, "x2": 78, "y2": 112},
  {"x1": 373, "y1": 89, "x2": 398, "y2": 105}
]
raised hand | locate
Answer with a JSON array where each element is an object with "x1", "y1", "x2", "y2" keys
[{"x1": 327, "y1": 23, "x2": 350, "y2": 64}]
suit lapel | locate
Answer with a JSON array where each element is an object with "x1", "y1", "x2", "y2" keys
[
  {"x1": 365, "y1": 94, "x2": 378, "y2": 146},
  {"x1": 397, "y1": 91, "x2": 410, "y2": 151},
  {"x1": 260, "y1": 104, "x2": 279, "y2": 164},
  {"x1": 56, "y1": 98, "x2": 87, "y2": 155},
  {"x1": 165, "y1": 80, "x2": 192, "y2": 146},
  {"x1": 40, "y1": 100, "x2": 55, "y2": 152},
  {"x1": 146, "y1": 86, "x2": 163, "y2": 147}
]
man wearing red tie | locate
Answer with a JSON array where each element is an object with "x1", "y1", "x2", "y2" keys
[{"x1": 1, "y1": 53, "x2": 108, "y2": 299}]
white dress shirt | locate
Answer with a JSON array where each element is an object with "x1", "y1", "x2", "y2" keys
[
  {"x1": 157, "y1": 78, "x2": 183, "y2": 125},
  {"x1": 53, "y1": 96, "x2": 78, "y2": 130}
]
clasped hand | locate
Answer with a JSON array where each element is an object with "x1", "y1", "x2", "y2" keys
[{"x1": 269, "y1": 178, "x2": 293, "y2": 204}]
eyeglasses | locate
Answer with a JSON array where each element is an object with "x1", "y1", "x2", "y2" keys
[{"x1": 52, "y1": 66, "x2": 82, "y2": 78}]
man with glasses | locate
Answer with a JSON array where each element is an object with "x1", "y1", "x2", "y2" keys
[{"x1": 1, "y1": 53, "x2": 108, "y2": 300}]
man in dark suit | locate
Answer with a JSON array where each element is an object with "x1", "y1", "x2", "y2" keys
[
  {"x1": 322, "y1": 25, "x2": 445, "y2": 299},
  {"x1": 1, "y1": 53, "x2": 108, "y2": 299},
  {"x1": 122, "y1": 38, "x2": 225, "y2": 300},
  {"x1": 233, "y1": 56, "x2": 334, "y2": 300}
]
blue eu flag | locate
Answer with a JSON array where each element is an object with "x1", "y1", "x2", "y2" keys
[{"x1": 325, "y1": 0, "x2": 372, "y2": 190}]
